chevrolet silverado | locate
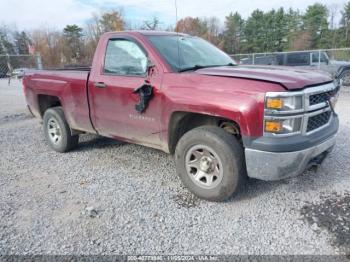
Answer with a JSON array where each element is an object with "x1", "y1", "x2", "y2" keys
[{"x1": 23, "y1": 31, "x2": 340, "y2": 201}]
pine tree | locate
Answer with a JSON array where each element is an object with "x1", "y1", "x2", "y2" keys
[
  {"x1": 303, "y1": 3, "x2": 329, "y2": 48},
  {"x1": 63, "y1": 24, "x2": 84, "y2": 64},
  {"x1": 244, "y1": 9, "x2": 266, "y2": 52},
  {"x1": 223, "y1": 12, "x2": 244, "y2": 54},
  {"x1": 14, "y1": 31, "x2": 31, "y2": 54}
]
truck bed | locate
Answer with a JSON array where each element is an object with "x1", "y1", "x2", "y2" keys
[{"x1": 23, "y1": 69, "x2": 95, "y2": 133}]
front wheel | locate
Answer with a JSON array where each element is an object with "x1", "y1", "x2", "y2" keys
[
  {"x1": 341, "y1": 70, "x2": 350, "y2": 86},
  {"x1": 175, "y1": 126, "x2": 246, "y2": 202},
  {"x1": 43, "y1": 107, "x2": 79, "y2": 153}
]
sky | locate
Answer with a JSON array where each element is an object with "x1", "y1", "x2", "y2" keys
[{"x1": 0, "y1": 0, "x2": 348, "y2": 30}]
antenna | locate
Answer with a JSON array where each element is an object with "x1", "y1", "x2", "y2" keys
[
  {"x1": 174, "y1": 0, "x2": 181, "y2": 70},
  {"x1": 174, "y1": 0, "x2": 178, "y2": 30}
]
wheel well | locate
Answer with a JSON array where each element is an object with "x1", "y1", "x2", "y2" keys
[
  {"x1": 168, "y1": 112, "x2": 241, "y2": 153},
  {"x1": 38, "y1": 95, "x2": 62, "y2": 117},
  {"x1": 341, "y1": 69, "x2": 350, "y2": 79}
]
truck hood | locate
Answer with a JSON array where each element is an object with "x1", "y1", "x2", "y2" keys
[{"x1": 196, "y1": 65, "x2": 333, "y2": 90}]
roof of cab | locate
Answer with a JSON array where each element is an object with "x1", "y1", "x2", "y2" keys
[
  {"x1": 138, "y1": 30, "x2": 188, "y2": 36},
  {"x1": 102, "y1": 30, "x2": 189, "y2": 37}
]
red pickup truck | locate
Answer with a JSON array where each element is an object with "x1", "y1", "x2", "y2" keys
[{"x1": 23, "y1": 31, "x2": 340, "y2": 201}]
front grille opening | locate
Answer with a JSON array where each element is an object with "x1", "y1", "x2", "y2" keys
[
  {"x1": 309, "y1": 91, "x2": 332, "y2": 105},
  {"x1": 307, "y1": 111, "x2": 331, "y2": 132},
  {"x1": 309, "y1": 87, "x2": 339, "y2": 106}
]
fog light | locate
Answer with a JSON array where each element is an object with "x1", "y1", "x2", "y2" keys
[
  {"x1": 266, "y1": 98, "x2": 283, "y2": 109},
  {"x1": 265, "y1": 121, "x2": 283, "y2": 132}
]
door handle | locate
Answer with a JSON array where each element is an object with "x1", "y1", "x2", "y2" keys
[{"x1": 94, "y1": 82, "x2": 106, "y2": 88}]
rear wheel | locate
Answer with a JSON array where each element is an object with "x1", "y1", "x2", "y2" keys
[
  {"x1": 43, "y1": 107, "x2": 79, "y2": 152},
  {"x1": 175, "y1": 126, "x2": 246, "y2": 202}
]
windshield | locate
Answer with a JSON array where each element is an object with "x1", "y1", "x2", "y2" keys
[
  {"x1": 312, "y1": 52, "x2": 329, "y2": 63},
  {"x1": 147, "y1": 35, "x2": 236, "y2": 72}
]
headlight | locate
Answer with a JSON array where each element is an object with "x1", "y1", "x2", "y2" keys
[
  {"x1": 264, "y1": 92, "x2": 304, "y2": 135},
  {"x1": 264, "y1": 117, "x2": 302, "y2": 135},
  {"x1": 265, "y1": 94, "x2": 303, "y2": 112}
]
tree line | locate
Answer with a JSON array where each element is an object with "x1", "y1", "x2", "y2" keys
[
  {"x1": 176, "y1": 3, "x2": 350, "y2": 54},
  {"x1": 1, "y1": 2, "x2": 350, "y2": 68}
]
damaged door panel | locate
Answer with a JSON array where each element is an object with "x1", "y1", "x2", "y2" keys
[
  {"x1": 88, "y1": 36, "x2": 163, "y2": 147},
  {"x1": 133, "y1": 80, "x2": 154, "y2": 113}
]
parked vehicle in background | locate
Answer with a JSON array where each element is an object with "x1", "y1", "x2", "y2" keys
[
  {"x1": 240, "y1": 51, "x2": 330, "y2": 66},
  {"x1": 239, "y1": 50, "x2": 350, "y2": 86},
  {"x1": 23, "y1": 31, "x2": 340, "y2": 201},
  {"x1": 12, "y1": 68, "x2": 27, "y2": 79}
]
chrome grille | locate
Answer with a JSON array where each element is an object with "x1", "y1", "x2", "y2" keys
[
  {"x1": 307, "y1": 111, "x2": 331, "y2": 132},
  {"x1": 309, "y1": 91, "x2": 332, "y2": 106},
  {"x1": 309, "y1": 86, "x2": 339, "y2": 106},
  {"x1": 264, "y1": 82, "x2": 338, "y2": 137}
]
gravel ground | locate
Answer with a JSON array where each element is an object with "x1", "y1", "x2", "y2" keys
[{"x1": 0, "y1": 79, "x2": 350, "y2": 256}]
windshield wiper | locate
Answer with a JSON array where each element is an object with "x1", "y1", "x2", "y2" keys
[
  {"x1": 178, "y1": 63, "x2": 236, "y2": 73},
  {"x1": 178, "y1": 65, "x2": 211, "y2": 72}
]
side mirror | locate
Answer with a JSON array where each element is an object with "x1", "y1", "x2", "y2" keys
[
  {"x1": 146, "y1": 58, "x2": 156, "y2": 76},
  {"x1": 147, "y1": 58, "x2": 156, "y2": 69}
]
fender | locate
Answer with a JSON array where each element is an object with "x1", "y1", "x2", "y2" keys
[{"x1": 335, "y1": 65, "x2": 350, "y2": 80}]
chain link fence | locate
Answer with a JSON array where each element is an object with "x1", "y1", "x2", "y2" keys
[{"x1": 0, "y1": 54, "x2": 42, "y2": 79}]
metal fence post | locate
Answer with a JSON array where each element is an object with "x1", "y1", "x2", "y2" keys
[
  {"x1": 35, "y1": 53, "x2": 43, "y2": 70},
  {"x1": 252, "y1": 53, "x2": 255, "y2": 65},
  {"x1": 318, "y1": 50, "x2": 321, "y2": 69}
]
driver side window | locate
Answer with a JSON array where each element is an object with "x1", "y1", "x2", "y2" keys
[{"x1": 104, "y1": 39, "x2": 148, "y2": 76}]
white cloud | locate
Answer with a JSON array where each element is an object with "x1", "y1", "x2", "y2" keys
[
  {"x1": 0, "y1": 0, "x2": 95, "y2": 30},
  {"x1": 0, "y1": 0, "x2": 347, "y2": 30}
]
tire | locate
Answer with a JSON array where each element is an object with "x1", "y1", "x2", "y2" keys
[
  {"x1": 175, "y1": 126, "x2": 246, "y2": 202},
  {"x1": 43, "y1": 107, "x2": 79, "y2": 153}
]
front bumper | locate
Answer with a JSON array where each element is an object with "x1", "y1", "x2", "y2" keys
[{"x1": 245, "y1": 135, "x2": 336, "y2": 181}]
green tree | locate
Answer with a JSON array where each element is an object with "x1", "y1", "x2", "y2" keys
[
  {"x1": 244, "y1": 9, "x2": 266, "y2": 52},
  {"x1": 303, "y1": 3, "x2": 329, "y2": 48},
  {"x1": 340, "y1": 2, "x2": 350, "y2": 47},
  {"x1": 0, "y1": 27, "x2": 15, "y2": 55},
  {"x1": 271, "y1": 8, "x2": 288, "y2": 51},
  {"x1": 63, "y1": 24, "x2": 84, "y2": 63},
  {"x1": 285, "y1": 8, "x2": 304, "y2": 50},
  {"x1": 223, "y1": 12, "x2": 244, "y2": 54},
  {"x1": 14, "y1": 31, "x2": 31, "y2": 54}
]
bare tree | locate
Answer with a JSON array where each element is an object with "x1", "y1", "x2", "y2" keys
[
  {"x1": 85, "y1": 10, "x2": 125, "y2": 63},
  {"x1": 202, "y1": 17, "x2": 222, "y2": 46},
  {"x1": 141, "y1": 17, "x2": 160, "y2": 30},
  {"x1": 31, "y1": 28, "x2": 65, "y2": 68}
]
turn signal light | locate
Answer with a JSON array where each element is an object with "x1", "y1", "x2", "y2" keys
[
  {"x1": 266, "y1": 98, "x2": 283, "y2": 109},
  {"x1": 265, "y1": 121, "x2": 283, "y2": 133}
]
